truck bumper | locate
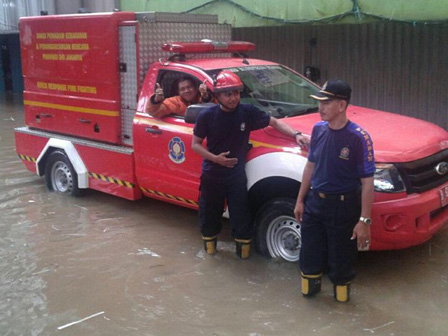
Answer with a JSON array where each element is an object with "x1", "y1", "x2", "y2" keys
[{"x1": 371, "y1": 186, "x2": 448, "y2": 250}]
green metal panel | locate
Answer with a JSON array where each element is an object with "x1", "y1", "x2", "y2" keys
[
  {"x1": 120, "y1": 0, "x2": 448, "y2": 27},
  {"x1": 359, "y1": 0, "x2": 448, "y2": 22}
]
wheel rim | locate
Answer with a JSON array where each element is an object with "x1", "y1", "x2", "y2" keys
[
  {"x1": 266, "y1": 215, "x2": 301, "y2": 262},
  {"x1": 51, "y1": 161, "x2": 73, "y2": 193}
]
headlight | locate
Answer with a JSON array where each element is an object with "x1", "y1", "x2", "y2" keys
[{"x1": 374, "y1": 164, "x2": 406, "y2": 193}]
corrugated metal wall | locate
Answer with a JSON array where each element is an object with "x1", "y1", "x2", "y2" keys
[{"x1": 233, "y1": 23, "x2": 448, "y2": 130}]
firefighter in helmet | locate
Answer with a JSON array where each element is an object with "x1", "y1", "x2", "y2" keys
[{"x1": 192, "y1": 70, "x2": 309, "y2": 259}]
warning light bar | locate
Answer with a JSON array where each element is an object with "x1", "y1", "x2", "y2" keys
[{"x1": 161, "y1": 40, "x2": 255, "y2": 54}]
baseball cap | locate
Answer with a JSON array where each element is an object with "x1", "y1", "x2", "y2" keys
[{"x1": 310, "y1": 79, "x2": 351, "y2": 101}]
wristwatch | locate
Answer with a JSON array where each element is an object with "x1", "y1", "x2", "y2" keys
[
  {"x1": 293, "y1": 131, "x2": 302, "y2": 138},
  {"x1": 359, "y1": 217, "x2": 372, "y2": 225}
]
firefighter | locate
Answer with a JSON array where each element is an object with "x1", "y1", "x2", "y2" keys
[
  {"x1": 146, "y1": 77, "x2": 213, "y2": 117},
  {"x1": 294, "y1": 79, "x2": 375, "y2": 302},
  {"x1": 192, "y1": 70, "x2": 309, "y2": 259}
]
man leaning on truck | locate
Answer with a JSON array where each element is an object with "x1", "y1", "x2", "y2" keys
[
  {"x1": 146, "y1": 77, "x2": 213, "y2": 117},
  {"x1": 192, "y1": 70, "x2": 310, "y2": 259}
]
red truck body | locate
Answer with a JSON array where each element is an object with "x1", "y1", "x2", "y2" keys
[{"x1": 14, "y1": 12, "x2": 448, "y2": 261}]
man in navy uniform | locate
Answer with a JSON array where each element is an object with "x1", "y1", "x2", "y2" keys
[
  {"x1": 192, "y1": 70, "x2": 309, "y2": 259},
  {"x1": 294, "y1": 79, "x2": 375, "y2": 302}
]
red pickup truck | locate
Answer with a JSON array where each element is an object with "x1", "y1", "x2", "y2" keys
[{"x1": 14, "y1": 11, "x2": 448, "y2": 261}]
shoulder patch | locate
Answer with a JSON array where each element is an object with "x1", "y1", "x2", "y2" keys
[{"x1": 356, "y1": 127, "x2": 374, "y2": 162}]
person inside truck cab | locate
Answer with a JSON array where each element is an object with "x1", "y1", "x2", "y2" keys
[{"x1": 146, "y1": 77, "x2": 213, "y2": 118}]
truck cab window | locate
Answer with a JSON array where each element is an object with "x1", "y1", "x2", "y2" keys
[{"x1": 155, "y1": 70, "x2": 203, "y2": 118}]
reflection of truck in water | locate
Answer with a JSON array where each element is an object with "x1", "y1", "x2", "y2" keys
[{"x1": 14, "y1": 11, "x2": 448, "y2": 262}]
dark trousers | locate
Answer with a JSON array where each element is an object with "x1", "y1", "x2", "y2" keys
[
  {"x1": 299, "y1": 190, "x2": 361, "y2": 285},
  {"x1": 198, "y1": 172, "x2": 252, "y2": 240}
]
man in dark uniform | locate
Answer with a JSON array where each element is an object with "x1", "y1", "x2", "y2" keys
[
  {"x1": 192, "y1": 70, "x2": 309, "y2": 259},
  {"x1": 294, "y1": 79, "x2": 375, "y2": 302}
]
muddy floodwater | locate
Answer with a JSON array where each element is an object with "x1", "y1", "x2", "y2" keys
[{"x1": 1, "y1": 92, "x2": 448, "y2": 336}]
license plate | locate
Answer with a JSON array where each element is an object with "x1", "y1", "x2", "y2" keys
[{"x1": 440, "y1": 185, "x2": 448, "y2": 207}]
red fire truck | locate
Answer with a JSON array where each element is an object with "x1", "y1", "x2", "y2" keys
[{"x1": 14, "y1": 12, "x2": 448, "y2": 261}]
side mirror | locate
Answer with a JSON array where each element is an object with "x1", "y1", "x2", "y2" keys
[{"x1": 184, "y1": 103, "x2": 214, "y2": 124}]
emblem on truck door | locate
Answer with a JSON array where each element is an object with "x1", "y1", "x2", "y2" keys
[
  {"x1": 168, "y1": 137, "x2": 186, "y2": 164},
  {"x1": 435, "y1": 162, "x2": 448, "y2": 175}
]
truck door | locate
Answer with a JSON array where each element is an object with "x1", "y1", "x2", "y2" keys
[{"x1": 134, "y1": 70, "x2": 207, "y2": 209}]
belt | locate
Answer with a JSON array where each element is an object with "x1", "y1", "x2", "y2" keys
[{"x1": 313, "y1": 189, "x2": 360, "y2": 201}]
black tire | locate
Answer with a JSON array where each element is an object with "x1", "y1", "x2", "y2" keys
[
  {"x1": 44, "y1": 151, "x2": 83, "y2": 197},
  {"x1": 255, "y1": 198, "x2": 301, "y2": 262}
]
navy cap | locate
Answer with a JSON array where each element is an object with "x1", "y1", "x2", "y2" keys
[{"x1": 310, "y1": 79, "x2": 352, "y2": 101}]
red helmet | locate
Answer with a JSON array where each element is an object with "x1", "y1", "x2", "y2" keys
[{"x1": 213, "y1": 70, "x2": 244, "y2": 93}]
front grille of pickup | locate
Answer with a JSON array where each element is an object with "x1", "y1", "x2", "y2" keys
[{"x1": 396, "y1": 149, "x2": 448, "y2": 194}]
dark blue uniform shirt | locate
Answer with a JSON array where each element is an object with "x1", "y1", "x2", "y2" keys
[
  {"x1": 194, "y1": 103, "x2": 270, "y2": 177},
  {"x1": 308, "y1": 120, "x2": 375, "y2": 193}
]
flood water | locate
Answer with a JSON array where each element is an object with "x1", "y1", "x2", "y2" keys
[{"x1": 1, "y1": 92, "x2": 448, "y2": 336}]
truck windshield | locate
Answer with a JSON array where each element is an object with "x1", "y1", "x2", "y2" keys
[{"x1": 207, "y1": 65, "x2": 319, "y2": 118}]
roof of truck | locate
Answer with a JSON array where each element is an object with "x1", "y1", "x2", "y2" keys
[{"x1": 173, "y1": 57, "x2": 279, "y2": 71}]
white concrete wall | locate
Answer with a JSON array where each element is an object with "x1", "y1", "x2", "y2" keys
[
  {"x1": 87, "y1": 0, "x2": 117, "y2": 13},
  {"x1": 55, "y1": 0, "x2": 116, "y2": 14},
  {"x1": 0, "y1": 0, "x2": 118, "y2": 32},
  {"x1": 54, "y1": 0, "x2": 81, "y2": 14},
  {"x1": 1, "y1": 0, "x2": 56, "y2": 31}
]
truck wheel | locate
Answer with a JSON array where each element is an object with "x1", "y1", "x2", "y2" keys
[
  {"x1": 44, "y1": 151, "x2": 82, "y2": 196},
  {"x1": 255, "y1": 198, "x2": 301, "y2": 262}
]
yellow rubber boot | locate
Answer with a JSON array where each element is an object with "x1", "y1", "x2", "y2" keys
[
  {"x1": 235, "y1": 239, "x2": 251, "y2": 259},
  {"x1": 301, "y1": 272, "x2": 322, "y2": 297},
  {"x1": 334, "y1": 283, "x2": 351, "y2": 303},
  {"x1": 202, "y1": 236, "x2": 217, "y2": 255}
]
